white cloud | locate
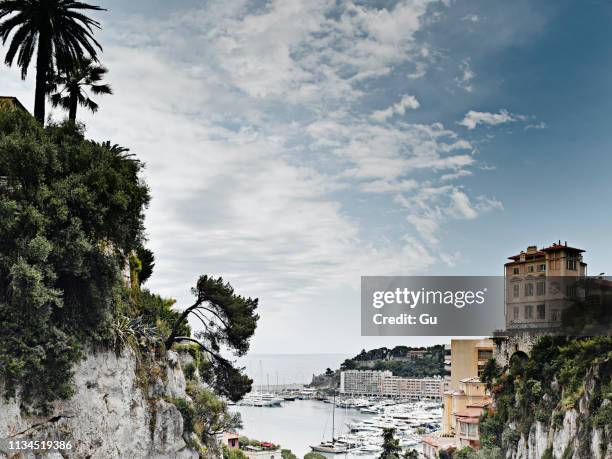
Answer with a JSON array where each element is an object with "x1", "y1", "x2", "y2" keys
[
  {"x1": 458, "y1": 109, "x2": 526, "y2": 130},
  {"x1": 169, "y1": 0, "x2": 441, "y2": 106},
  {"x1": 439, "y1": 251, "x2": 461, "y2": 267},
  {"x1": 395, "y1": 186, "x2": 501, "y2": 245},
  {"x1": 449, "y1": 190, "x2": 478, "y2": 219},
  {"x1": 306, "y1": 119, "x2": 474, "y2": 182},
  {"x1": 371, "y1": 94, "x2": 421, "y2": 122},
  {"x1": 360, "y1": 179, "x2": 419, "y2": 193},
  {"x1": 461, "y1": 14, "x2": 480, "y2": 23},
  {"x1": 455, "y1": 58, "x2": 475, "y2": 92},
  {"x1": 525, "y1": 121, "x2": 547, "y2": 130},
  {"x1": 440, "y1": 170, "x2": 472, "y2": 181},
  {"x1": 0, "y1": 0, "x2": 507, "y2": 352}
]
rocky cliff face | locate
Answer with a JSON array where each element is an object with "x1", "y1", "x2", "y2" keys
[
  {"x1": 0, "y1": 349, "x2": 200, "y2": 459},
  {"x1": 511, "y1": 410, "x2": 610, "y2": 459},
  {"x1": 508, "y1": 362, "x2": 611, "y2": 459}
]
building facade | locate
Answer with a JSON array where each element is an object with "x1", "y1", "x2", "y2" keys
[
  {"x1": 441, "y1": 339, "x2": 493, "y2": 437},
  {"x1": 494, "y1": 241, "x2": 591, "y2": 365},
  {"x1": 446, "y1": 339, "x2": 493, "y2": 391},
  {"x1": 340, "y1": 370, "x2": 443, "y2": 399},
  {"x1": 243, "y1": 446, "x2": 281, "y2": 459},
  {"x1": 504, "y1": 242, "x2": 586, "y2": 332},
  {"x1": 0, "y1": 96, "x2": 27, "y2": 112},
  {"x1": 340, "y1": 370, "x2": 392, "y2": 396}
]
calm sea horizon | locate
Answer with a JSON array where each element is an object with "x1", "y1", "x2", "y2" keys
[{"x1": 237, "y1": 353, "x2": 352, "y2": 387}]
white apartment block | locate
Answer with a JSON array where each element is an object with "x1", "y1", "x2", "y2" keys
[
  {"x1": 340, "y1": 370, "x2": 443, "y2": 399},
  {"x1": 340, "y1": 370, "x2": 392, "y2": 395}
]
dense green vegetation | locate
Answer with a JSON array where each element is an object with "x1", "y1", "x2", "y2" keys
[
  {"x1": 165, "y1": 274, "x2": 259, "y2": 402},
  {"x1": 281, "y1": 448, "x2": 298, "y2": 459},
  {"x1": 340, "y1": 345, "x2": 445, "y2": 378},
  {"x1": 223, "y1": 447, "x2": 248, "y2": 459},
  {"x1": 479, "y1": 337, "x2": 612, "y2": 459},
  {"x1": 0, "y1": 108, "x2": 258, "y2": 424},
  {"x1": 0, "y1": 109, "x2": 149, "y2": 410}
]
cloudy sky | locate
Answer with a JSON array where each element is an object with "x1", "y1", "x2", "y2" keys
[{"x1": 3, "y1": 0, "x2": 612, "y2": 354}]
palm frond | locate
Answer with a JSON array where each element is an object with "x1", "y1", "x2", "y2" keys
[
  {"x1": 0, "y1": 0, "x2": 104, "y2": 122},
  {"x1": 89, "y1": 83, "x2": 111, "y2": 95}
]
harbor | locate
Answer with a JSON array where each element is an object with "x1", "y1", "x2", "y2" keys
[{"x1": 230, "y1": 393, "x2": 442, "y2": 458}]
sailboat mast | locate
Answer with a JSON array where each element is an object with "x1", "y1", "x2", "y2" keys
[{"x1": 332, "y1": 391, "x2": 335, "y2": 443}]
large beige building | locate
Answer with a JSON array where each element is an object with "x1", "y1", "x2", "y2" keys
[
  {"x1": 495, "y1": 241, "x2": 590, "y2": 365},
  {"x1": 504, "y1": 242, "x2": 586, "y2": 331}
]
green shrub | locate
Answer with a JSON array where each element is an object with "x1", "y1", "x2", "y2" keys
[
  {"x1": 0, "y1": 109, "x2": 149, "y2": 411},
  {"x1": 501, "y1": 427, "x2": 520, "y2": 447},
  {"x1": 223, "y1": 446, "x2": 247, "y2": 459},
  {"x1": 536, "y1": 409, "x2": 550, "y2": 423},
  {"x1": 541, "y1": 447, "x2": 554, "y2": 459},
  {"x1": 454, "y1": 446, "x2": 473, "y2": 459},
  {"x1": 281, "y1": 449, "x2": 297, "y2": 459},
  {"x1": 593, "y1": 401, "x2": 612, "y2": 428},
  {"x1": 304, "y1": 453, "x2": 326, "y2": 459},
  {"x1": 183, "y1": 363, "x2": 197, "y2": 381},
  {"x1": 137, "y1": 290, "x2": 191, "y2": 339},
  {"x1": 168, "y1": 397, "x2": 195, "y2": 433}
]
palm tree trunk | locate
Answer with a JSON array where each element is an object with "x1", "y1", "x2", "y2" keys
[
  {"x1": 69, "y1": 92, "x2": 78, "y2": 122},
  {"x1": 34, "y1": 28, "x2": 51, "y2": 125}
]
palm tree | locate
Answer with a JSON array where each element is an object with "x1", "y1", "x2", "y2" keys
[
  {"x1": 0, "y1": 0, "x2": 105, "y2": 124},
  {"x1": 50, "y1": 58, "x2": 111, "y2": 121}
]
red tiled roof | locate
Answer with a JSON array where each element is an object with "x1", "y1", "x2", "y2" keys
[
  {"x1": 467, "y1": 398, "x2": 492, "y2": 408},
  {"x1": 457, "y1": 417, "x2": 480, "y2": 424},
  {"x1": 455, "y1": 408, "x2": 482, "y2": 418},
  {"x1": 507, "y1": 242, "x2": 585, "y2": 262},
  {"x1": 422, "y1": 435, "x2": 456, "y2": 448},
  {"x1": 507, "y1": 251, "x2": 545, "y2": 261},
  {"x1": 541, "y1": 243, "x2": 584, "y2": 253}
]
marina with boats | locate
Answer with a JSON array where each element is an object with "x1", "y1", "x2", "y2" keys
[{"x1": 231, "y1": 389, "x2": 442, "y2": 457}]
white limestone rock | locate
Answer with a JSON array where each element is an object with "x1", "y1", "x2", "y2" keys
[{"x1": 0, "y1": 348, "x2": 199, "y2": 459}]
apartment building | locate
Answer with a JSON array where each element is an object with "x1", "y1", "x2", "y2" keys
[
  {"x1": 440, "y1": 339, "x2": 493, "y2": 436},
  {"x1": 340, "y1": 370, "x2": 391, "y2": 396},
  {"x1": 381, "y1": 376, "x2": 444, "y2": 399},
  {"x1": 421, "y1": 339, "x2": 494, "y2": 458},
  {"x1": 424, "y1": 377, "x2": 492, "y2": 458},
  {"x1": 340, "y1": 370, "x2": 443, "y2": 399},
  {"x1": 446, "y1": 339, "x2": 493, "y2": 391},
  {"x1": 451, "y1": 378, "x2": 491, "y2": 449}
]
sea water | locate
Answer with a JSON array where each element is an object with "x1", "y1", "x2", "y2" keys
[{"x1": 230, "y1": 399, "x2": 379, "y2": 459}]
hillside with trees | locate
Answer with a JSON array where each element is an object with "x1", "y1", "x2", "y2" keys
[
  {"x1": 475, "y1": 336, "x2": 611, "y2": 459},
  {"x1": 310, "y1": 345, "x2": 446, "y2": 387},
  {"x1": 0, "y1": 101, "x2": 258, "y2": 457},
  {"x1": 339, "y1": 345, "x2": 446, "y2": 378}
]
